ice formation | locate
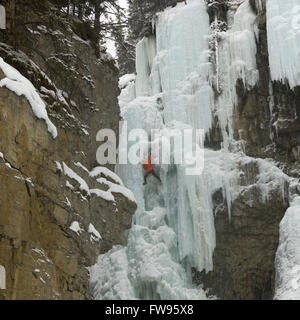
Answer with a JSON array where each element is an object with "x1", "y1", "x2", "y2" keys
[
  {"x1": 267, "y1": 0, "x2": 300, "y2": 89},
  {"x1": 135, "y1": 36, "x2": 156, "y2": 97},
  {"x1": 275, "y1": 197, "x2": 300, "y2": 300},
  {"x1": 217, "y1": 0, "x2": 259, "y2": 147},
  {"x1": 91, "y1": 0, "x2": 213, "y2": 300},
  {"x1": 0, "y1": 265, "x2": 6, "y2": 290},
  {"x1": 90, "y1": 0, "x2": 289, "y2": 300}
]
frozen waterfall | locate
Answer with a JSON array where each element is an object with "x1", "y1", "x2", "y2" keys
[
  {"x1": 267, "y1": 0, "x2": 300, "y2": 89},
  {"x1": 90, "y1": 0, "x2": 284, "y2": 300},
  {"x1": 91, "y1": 0, "x2": 212, "y2": 300}
]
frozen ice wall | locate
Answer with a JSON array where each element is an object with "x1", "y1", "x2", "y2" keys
[
  {"x1": 154, "y1": 0, "x2": 215, "y2": 134},
  {"x1": 135, "y1": 36, "x2": 157, "y2": 97},
  {"x1": 267, "y1": 0, "x2": 300, "y2": 89},
  {"x1": 217, "y1": 0, "x2": 259, "y2": 147},
  {"x1": 90, "y1": 0, "x2": 283, "y2": 300},
  {"x1": 267, "y1": 0, "x2": 300, "y2": 298},
  {"x1": 90, "y1": 0, "x2": 215, "y2": 300},
  {"x1": 275, "y1": 197, "x2": 300, "y2": 300}
]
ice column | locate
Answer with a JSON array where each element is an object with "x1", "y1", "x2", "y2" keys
[
  {"x1": 217, "y1": 0, "x2": 259, "y2": 147},
  {"x1": 267, "y1": 0, "x2": 300, "y2": 89}
]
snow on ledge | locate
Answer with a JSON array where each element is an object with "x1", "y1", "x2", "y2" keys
[
  {"x1": 88, "y1": 223, "x2": 102, "y2": 242},
  {"x1": 0, "y1": 57, "x2": 57, "y2": 138},
  {"x1": 61, "y1": 161, "x2": 136, "y2": 204},
  {"x1": 69, "y1": 221, "x2": 83, "y2": 235},
  {"x1": 63, "y1": 162, "x2": 90, "y2": 195},
  {"x1": 96, "y1": 177, "x2": 136, "y2": 203},
  {"x1": 90, "y1": 166, "x2": 124, "y2": 186}
]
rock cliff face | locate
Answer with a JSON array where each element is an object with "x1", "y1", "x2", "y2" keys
[{"x1": 0, "y1": 1, "x2": 136, "y2": 300}]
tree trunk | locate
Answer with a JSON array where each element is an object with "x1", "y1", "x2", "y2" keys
[
  {"x1": 94, "y1": 2, "x2": 101, "y2": 35},
  {"x1": 93, "y1": 2, "x2": 101, "y2": 58}
]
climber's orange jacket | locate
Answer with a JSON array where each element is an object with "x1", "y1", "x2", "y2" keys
[{"x1": 143, "y1": 154, "x2": 153, "y2": 173}]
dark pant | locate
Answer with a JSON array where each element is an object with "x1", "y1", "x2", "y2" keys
[{"x1": 144, "y1": 170, "x2": 161, "y2": 185}]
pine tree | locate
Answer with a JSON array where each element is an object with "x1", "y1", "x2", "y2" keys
[
  {"x1": 113, "y1": 20, "x2": 135, "y2": 75},
  {"x1": 118, "y1": 0, "x2": 184, "y2": 74}
]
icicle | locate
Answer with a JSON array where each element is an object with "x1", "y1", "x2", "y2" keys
[
  {"x1": 268, "y1": 80, "x2": 275, "y2": 141},
  {"x1": 267, "y1": 0, "x2": 300, "y2": 89},
  {"x1": 217, "y1": 0, "x2": 259, "y2": 148},
  {"x1": 135, "y1": 36, "x2": 157, "y2": 97}
]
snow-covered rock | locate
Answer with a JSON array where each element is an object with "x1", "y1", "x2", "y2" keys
[{"x1": 0, "y1": 57, "x2": 57, "y2": 138}]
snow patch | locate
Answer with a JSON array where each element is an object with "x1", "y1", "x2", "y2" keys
[
  {"x1": 0, "y1": 57, "x2": 57, "y2": 138},
  {"x1": 88, "y1": 223, "x2": 102, "y2": 242},
  {"x1": 63, "y1": 162, "x2": 136, "y2": 204},
  {"x1": 96, "y1": 177, "x2": 136, "y2": 203},
  {"x1": 66, "y1": 180, "x2": 74, "y2": 190},
  {"x1": 69, "y1": 221, "x2": 83, "y2": 235},
  {"x1": 90, "y1": 166, "x2": 124, "y2": 186},
  {"x1": 63, "y1": 162, "x2": 90, "y2": 195},
  {"x1": 63, "y1": 197, "x2": 72, "y2": 208},
  {"x1": 55, "y1": 161, "x2": 62, "y2": 172},
  {"x1": 119, "y1": 73, "x2": 136, "y2": 89}
]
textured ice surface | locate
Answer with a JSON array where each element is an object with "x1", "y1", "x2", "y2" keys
[
  {"x1": 119, "y1": 74, "x2": 137, "y2": 111},
  {"x1": 267, "y1": 0, "x2": 300, "y2": 88},
  {"x1": 275, "y1": 197, "x2": 300, "y2": 300},
  {"x1": 217, "y1": 0, "x2": 259, "y2": 147},
  {"x1": 90, "y1": 0, "x2": 288, "y2": 300},
  {"x1": 119, "y1": 73, "x2": 136, "y2": 90},
  {"x1": 135, "y1": 36, "x2": 157, "y2": 97},
  {"x1": 154, "y1": 0, "x2": 215, "y2": 135},
  {"x1": 90, "y1": 0, "x2": 213, "y2": 300}
]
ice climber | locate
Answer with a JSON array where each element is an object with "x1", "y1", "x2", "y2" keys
[{"x1": 142, "y1": 154, "x2": 161, "y2": 185}]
